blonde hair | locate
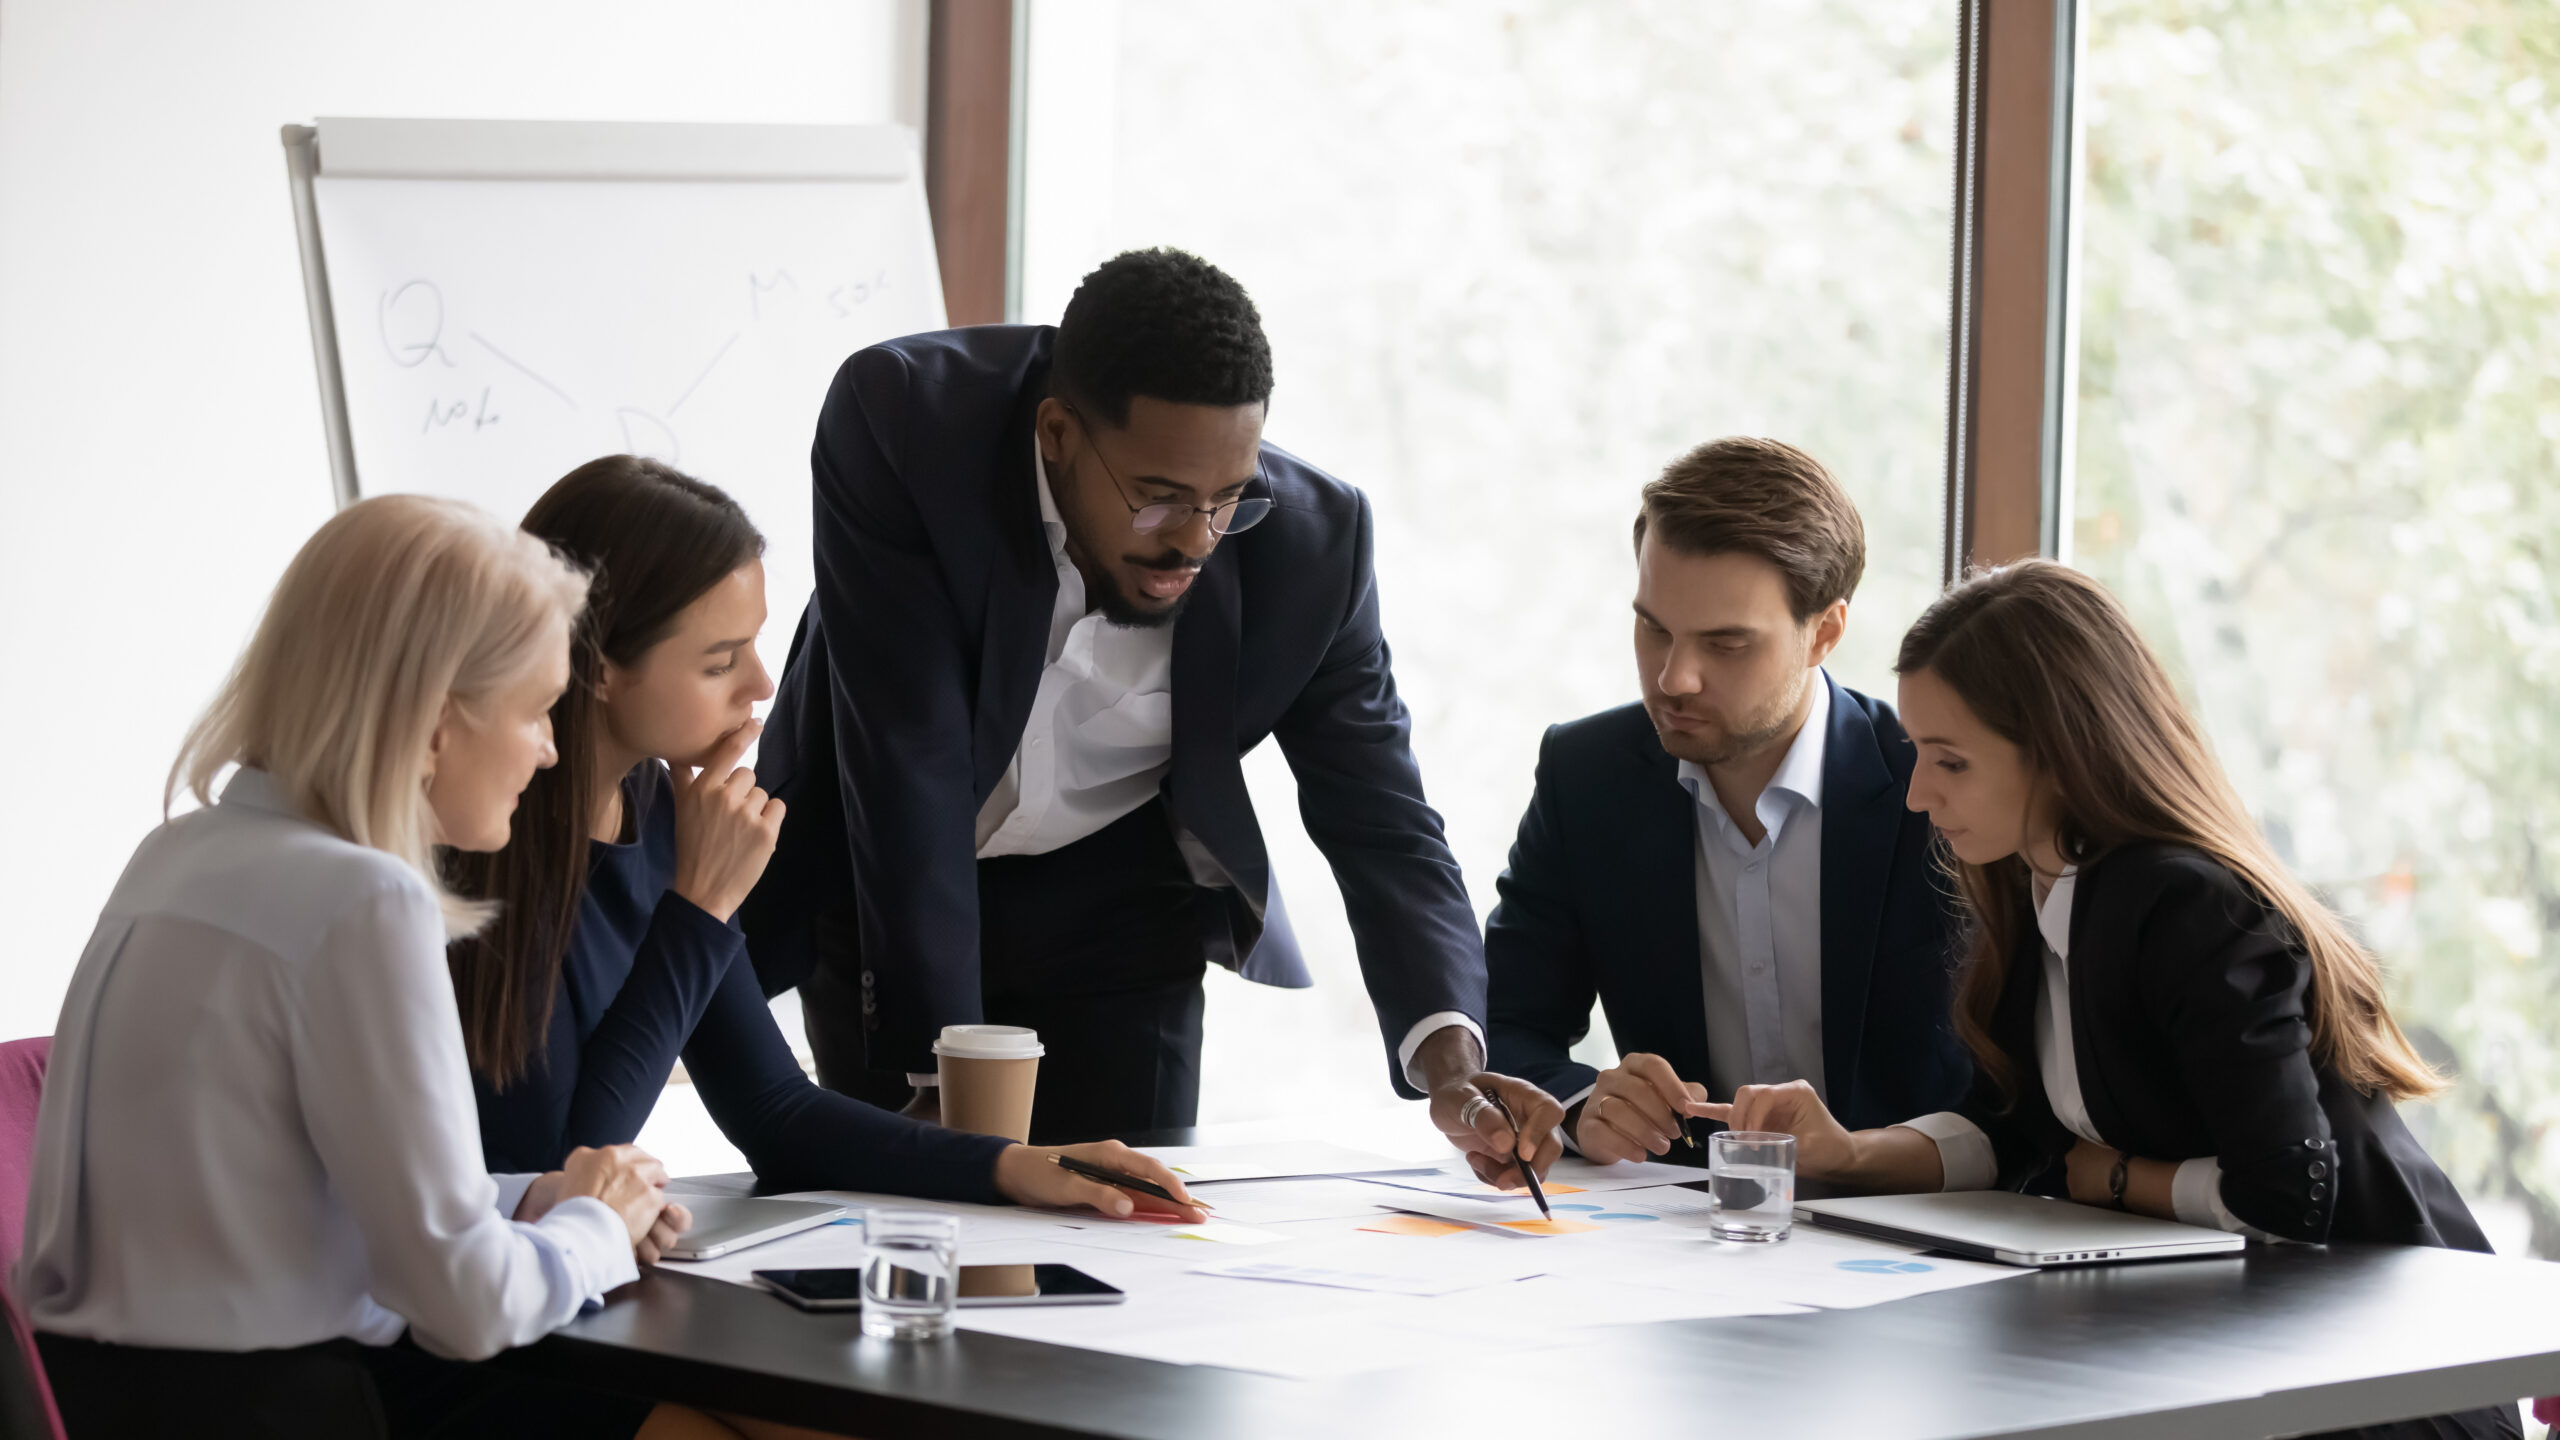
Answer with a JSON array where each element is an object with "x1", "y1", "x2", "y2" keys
[
  {"x1": 1897, "y1": 560, "x2": 2443, "y2": 1103},
  {"x1": 169, "y1": 495, "x2": 590, "y2": 937}
]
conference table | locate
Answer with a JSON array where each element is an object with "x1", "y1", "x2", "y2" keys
[{"x1": 503, "y1": 1112, "x2": 2560, "y2": 1439}]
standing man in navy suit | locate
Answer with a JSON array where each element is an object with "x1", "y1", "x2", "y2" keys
[
  {"x1": 1486, "y1": 438, "x2": 1970, "y2": 1164},
  {"x1": 746, "y1": 249, "x2": 1563, "y2": 1175}
]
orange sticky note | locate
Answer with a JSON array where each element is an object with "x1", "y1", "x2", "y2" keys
[
  {"x1": 1480, "y1": 1183, "x2": 1587, "y2": 1197},
  {"x1": 1359, "y1": 1214, "x2": 1470, "y2": 1238},
  {"x1": 1498, "y1": 1218, "x2": 1604, "y2": 1236}
]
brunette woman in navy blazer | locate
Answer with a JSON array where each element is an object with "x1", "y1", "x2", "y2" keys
[{"x1": 1708, "y1": 560, "x2": 2513, "y2": 1440}]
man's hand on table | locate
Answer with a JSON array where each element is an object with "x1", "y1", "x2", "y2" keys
[
  {"x1": 1573, "y1": 1052, "x2": 1712, "y2": 1164},
  {"x1": 1414, "y1": 1025, "x2": 1566, "y2": 1187}
]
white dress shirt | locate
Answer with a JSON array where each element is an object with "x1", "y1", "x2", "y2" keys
[
  {"x1": 929, "y1": 443, "x2": 1478, "y2": 1088},
  {"x1": 1563, "y1": 674, "x2": 1831, "y2": 1138},
  {"x1": 17, "y1": 770, "x2": 638, "y2": 1360},
  {"x1": 973, "y1": 444, "x2": 1178, "y2": 860},
  {"x1": 1895, "y1": 867, "x2": 2263, "y2": 1235}
]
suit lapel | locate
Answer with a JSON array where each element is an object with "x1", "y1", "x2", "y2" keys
[
  {"x1": 1818, "y1": 675, "x2": 1897, "y2": 1109},
  {"x1": 972, "y1": 373, "x2": 1061, "y2": 795},
  {"x1": 1167, "y1": 549, "x2": 1267, "y2": 911},
  {"x1": 1620, "y1": 725, "x2": 1713, "y2": 1078}
]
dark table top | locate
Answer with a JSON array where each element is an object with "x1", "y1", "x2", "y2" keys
[{"x1": 499, "y1": 1156, "x2": 2560, "y2": 1440}]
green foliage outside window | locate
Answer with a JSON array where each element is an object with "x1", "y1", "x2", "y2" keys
[{"x1": 2073, "y1": 0, "x2": 2560, "y2": 1251}]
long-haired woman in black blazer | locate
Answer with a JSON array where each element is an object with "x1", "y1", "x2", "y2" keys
[{"x1": 1704, "y1": 560, "x2": 2515, "y2": 1440}]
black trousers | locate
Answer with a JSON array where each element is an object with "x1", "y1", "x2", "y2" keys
[
  {"x1": 35, "y1": 1331, "x2": 650, "y2": 1440},
  {"x1": 809, "y1": 799, "x2": 1209, "y2": 1145}
]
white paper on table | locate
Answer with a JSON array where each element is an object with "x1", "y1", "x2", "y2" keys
[
  {"x1": 1186, "y1": 1239, "x2": 1547, "y2": 1297},
  {"x1": 1353, "y1": 1156, "x2": 1709, "y2": 1200},
  {"x1": 1615, "y1": 1224, "x2": 2028, "y2": 1309},
  {"x1": 1184, "y1": 1175, "x2": 1422, "y2": 1225},
  {"x1": 1137, "y1": 1141, "x2": 1438, "y2": 1184},
  {"x1": 1416, "y1": 1272, "x2": 1813, "y2": 1333},
  {"x1": 1368, "y1": 1191, "x2": 1551, "y2": 1234}
]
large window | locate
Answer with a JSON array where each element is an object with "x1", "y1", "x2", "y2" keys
[
  {"x1": 1024, "y1": 0, "x2": 1958, "y2": 1123},
  {"x1": 2070, "y1": 1, "x2": 2560, "y2": 1253}
]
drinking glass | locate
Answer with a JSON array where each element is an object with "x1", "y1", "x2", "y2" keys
[
  {"x1": 860, "y1": 1209, "x2": 960, "y2": 1340},
  {"x1": 1709, "y1": 1131, "x2": 1796, "y2": 1243}
]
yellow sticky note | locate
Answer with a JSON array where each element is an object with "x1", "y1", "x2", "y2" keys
[
  {"x1": 1358, "y1": 1214, "x2": 1470, "y2": 1238},
  {"x1": 1498, "y1": 1218, "x2": 1604, "y2": 1236}
]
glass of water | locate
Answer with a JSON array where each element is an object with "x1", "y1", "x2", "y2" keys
[
  {"x1": 1709, "y1": 1130, "x2": 1796, "y2": 1243},
  {"x1": 860, "y1": 1209, "x2": 960, "y2": 1341}
]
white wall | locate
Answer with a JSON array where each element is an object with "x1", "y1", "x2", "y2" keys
[{"x1": 0, "y1": 1, "x2": 907, "y2": 1040}]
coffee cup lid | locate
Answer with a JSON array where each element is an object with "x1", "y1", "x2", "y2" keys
[{"x1": 932, "y1": 1024, "x2": 1044, "y2": 1060}]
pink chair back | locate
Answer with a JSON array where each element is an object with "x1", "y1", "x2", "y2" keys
[
  {"x1": 0, "y1": 1038, "x2": 48, "y2": 1276},
  {"x1": 0, "y1": 1037, "x2": 60, "y2": 1438}
]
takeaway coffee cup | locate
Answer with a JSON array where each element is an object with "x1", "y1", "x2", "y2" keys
[{"x1": 934, "y1": 1025, "x2": 1043, "y2": 1143}]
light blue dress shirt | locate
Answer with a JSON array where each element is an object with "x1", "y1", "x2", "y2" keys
[{"x1": 1678, "y1": 673, "x2": 1831, "y2": 1105}]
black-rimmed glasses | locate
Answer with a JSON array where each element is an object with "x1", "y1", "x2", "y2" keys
[{"x1": 1063, "y1": 403, "x2": 1275, "y2": 537}]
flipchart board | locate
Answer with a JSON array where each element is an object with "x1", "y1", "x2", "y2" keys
[{"x1": 282, "y1": 117, "x2": 949, "y2": 689}]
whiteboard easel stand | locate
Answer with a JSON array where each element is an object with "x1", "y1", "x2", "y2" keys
[{"x1": 282, "y1": 125, "x2": 361, "y2": 509}]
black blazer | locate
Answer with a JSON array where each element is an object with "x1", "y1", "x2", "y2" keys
[
  {"x1": 746, "y1": 325, "x2": 1483, "y2": 1090},
  {"x1": 1964, "y1": 841, "x2": 2489, "y2": 1251},
  {"x1": 1485, "y1": 680, "x2": 1972, "y2": 1133}
]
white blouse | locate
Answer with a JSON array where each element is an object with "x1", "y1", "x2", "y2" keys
[
  {"x1": 16, "y1": 770, "x2": 637, "y2": 1359},
  {"x1": 1897, "y1": 868, "x2": 2260, "y2": 1235}
]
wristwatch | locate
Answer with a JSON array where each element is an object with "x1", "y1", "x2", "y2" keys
[{"x1": 2106, "y1": 1154, "x2": 2130, "y2": 1210}]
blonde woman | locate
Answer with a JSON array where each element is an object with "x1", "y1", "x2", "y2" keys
[
  {"x1": 1704, "y1": 561, "x2": 2512, "y2": 1440},
  {"x1": 16, "y1": 497, "x2": 689, "y2": 1439}
]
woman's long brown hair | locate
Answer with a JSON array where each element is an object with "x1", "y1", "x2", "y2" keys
[
  {"x1": 1896, "y1": 560, "x2": 2441, "y2": 1105},
  {"x1": 442, "y1": 456, "x2": 764, "y2": 1089}
]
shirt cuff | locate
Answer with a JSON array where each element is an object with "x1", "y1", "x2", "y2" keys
[
  {"x1": 907, "y1": 1074, "x2": 939, "y2": 1088},
  {"x1": 2170, "y1": 1156, "x2": 2286, "y2": 1241},
  {"x1": 1398, "y1": 1013, "x2": 1485, "y2": 1090},
  {"x1": 530, "y1": 1194, "x2": 641, "y2": 1301},
  {"x1": 1895, "y1": 1112, "x2": 1997, "y2": 1191},
  {"x1": 490, "y1": 1172, "x2": 540, "y2": 1222},
  {"x1": 1553, "y1": 1083, "x2": 1598, "y2": 1156}
]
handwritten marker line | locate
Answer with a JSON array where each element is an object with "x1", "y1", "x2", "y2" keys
[
  {"x1": 667, "y1": 331, "x2": 743, "y2": 416},
  {"x1": 470, "y1": 332, "x2": 577, "y2": 410}
]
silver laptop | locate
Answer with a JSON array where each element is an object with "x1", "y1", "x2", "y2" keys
[
  {"x1": 658, "y1": 1196, "x2": 848, "y2": 1261},
  {"x1": 1793, "y1": 1190, "x2": 2246, "y2": 1267}
]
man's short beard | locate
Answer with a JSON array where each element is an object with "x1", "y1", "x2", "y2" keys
[
  {"x1": 1655, "y1": 672, "x2": 1812, "y2": 767},
  {"x1": 1090, "y1": 561, "x2": 1197, "y2": 629}
]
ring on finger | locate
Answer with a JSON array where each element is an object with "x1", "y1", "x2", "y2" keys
[{"x1": 1459, "y1": 1093, "x2": 1493, "y2": 1129}]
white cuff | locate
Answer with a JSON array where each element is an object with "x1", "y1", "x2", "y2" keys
[
  {"x1": 1552, "y1": 1083, "x2": 1599, "y2": 1156},
  {"x1": 531, "y1": 1194, "x2": 641, "y2": 1298},
  {"x1": 1895, "y1": 1111, "x2": 1997, "y2": 1191},
  {"x1": 906, "y1": 1073, "x2": 939, "y2": 1088},
  {"x1": 1398, "y1": 1013, "x2": 1486, "y2": 1091},
  {"x1": 2170, "y1": 1156, "x2": 2287, "y2": 1242},
  {"x1": 490, "y1": 1172, "x2": 540, "y2": 1222}
]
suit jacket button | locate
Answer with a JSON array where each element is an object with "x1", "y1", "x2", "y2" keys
[
  {"x1": 2308, "y1": 1161, "x2": 2329, "y2": 1178},
  {"x1": 2308, "y1": 1182, "x2": 2329, "y2": 1201},
  {"x1": 2304, "y1": 1212, "x2": 2321, "y2": 1228},
  {"x1": 2305, "y1": 1138, "x2": 2326, "y2": 1150}
]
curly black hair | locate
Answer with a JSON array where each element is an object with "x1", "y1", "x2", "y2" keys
[{"x1": 1050, "y1": 248, "x2": 1274, "y2": 426}]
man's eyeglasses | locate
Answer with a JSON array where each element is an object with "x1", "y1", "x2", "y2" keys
[{"x1": 1063, "y1": 403, "x2": 1275, "y2": 537}]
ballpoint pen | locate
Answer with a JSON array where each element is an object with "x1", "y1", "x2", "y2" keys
[
  {"x1": 1478, "y1": 1089, "x2": 1553, "y2": 1221},
  {"x1": 1048, "y1": 1153, "x2": 1213, "y2": 1211}
]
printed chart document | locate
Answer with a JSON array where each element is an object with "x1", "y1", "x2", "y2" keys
[{"x1": 648, "y1": 1145, "x2": 2033, "y2": 1381}]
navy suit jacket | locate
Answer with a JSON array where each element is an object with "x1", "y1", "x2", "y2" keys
[
  {"x1": 1485, "y1": 677, "x2": 1971, "y2": 1133},
  {"x1": 748, "y1": 325, "x2": 1483, "y2": 1092}
]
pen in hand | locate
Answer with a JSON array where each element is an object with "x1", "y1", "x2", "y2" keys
[
  {"x1": 1479, "y1": 1088, "x2": 1553, "y2": 1221},
  {"x1": 1046, "y1": 1153, "x2": 1213, "y2": 1213}
]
